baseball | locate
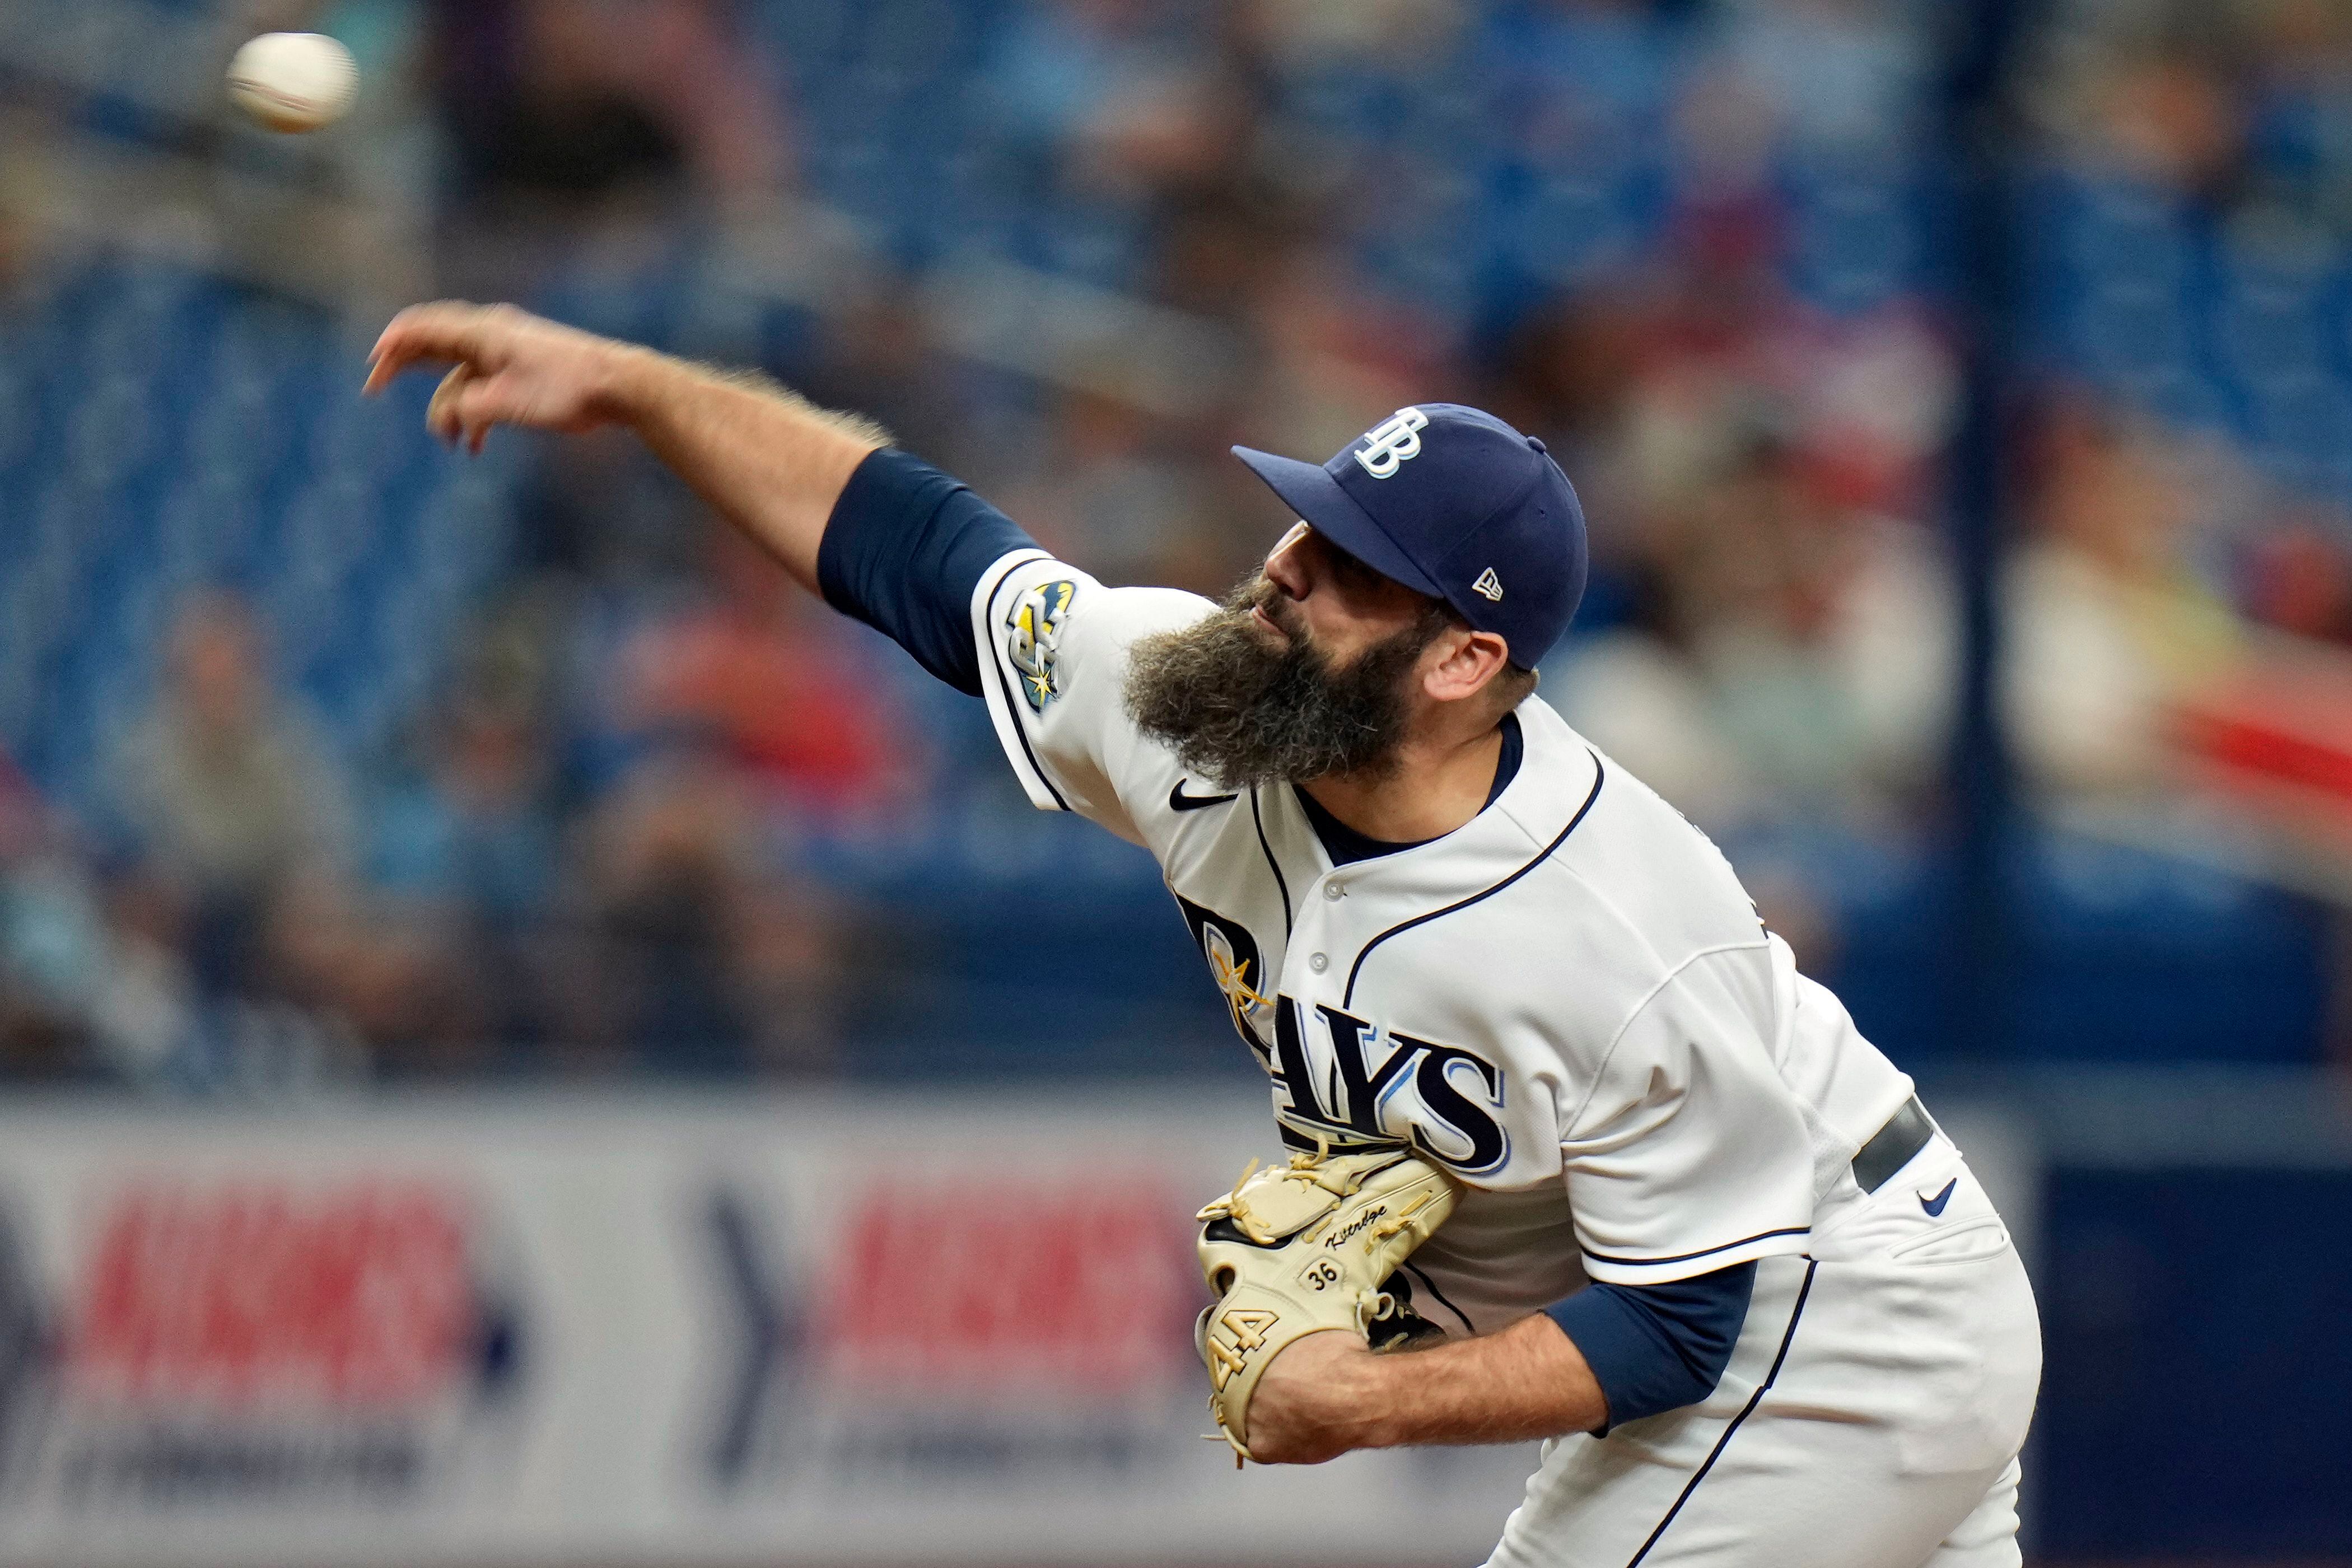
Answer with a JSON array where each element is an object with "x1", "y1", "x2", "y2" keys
[{"x1": 226, "y1": 32, "x2": 358, "y2": 133}]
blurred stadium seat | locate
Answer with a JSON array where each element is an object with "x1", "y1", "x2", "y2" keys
[{"x1": 0, "y1": 0, "x2": 2346, "y2": 1082}]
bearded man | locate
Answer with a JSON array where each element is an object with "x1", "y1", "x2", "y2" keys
[{"x1": 366, "y1": 303, "x2": 2040, "y2": 1568}]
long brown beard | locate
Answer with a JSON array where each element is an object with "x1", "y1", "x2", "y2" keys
[{"x1": 1122, "y1": 576, "x2": 1447, "y2": 790}]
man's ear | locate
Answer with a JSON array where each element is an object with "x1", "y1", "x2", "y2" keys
[{"x1": 1422, "y1": 627, "x2": 1513, "y2": 704}]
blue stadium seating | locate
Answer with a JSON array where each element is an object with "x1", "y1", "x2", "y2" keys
[
  {"x1": 0, "y1": 259, "x2": 524, "y2": 810},
  {"x1": 4, "y1": 1, "x2": 2341, "y2": 1074}
]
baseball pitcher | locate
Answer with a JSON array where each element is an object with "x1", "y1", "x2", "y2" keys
[{"x1": 367, "y1": 304, "x2": 2041, "y2": 1568}]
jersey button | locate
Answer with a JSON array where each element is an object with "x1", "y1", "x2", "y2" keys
[
  {"x1": 1309, "y1": 952, "x2": 1328, "y2": 973},
  {"x1": 1323, "y1": 883, "x2": 1343, "y2": 900}
]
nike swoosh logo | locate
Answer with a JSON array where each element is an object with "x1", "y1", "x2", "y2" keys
[
  {"x1": 1169, "y1": 780, "x2": 1240, "y2": 813},
  {"x1": 1919, "y1": 1178, "x2": 1958, "y2": 1217}
]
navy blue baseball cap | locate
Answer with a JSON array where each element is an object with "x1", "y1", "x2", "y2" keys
[{"x1": 1231, "y1": 403, "x2": 1588, "y2": 669}]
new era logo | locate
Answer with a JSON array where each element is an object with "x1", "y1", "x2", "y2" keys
[
  {"x1": 1354, "y1": 408, "x2": 1429, "y2": 479},
  {"x1": 1472, "y1": 568, "x2": 1504, "y2": 601}
]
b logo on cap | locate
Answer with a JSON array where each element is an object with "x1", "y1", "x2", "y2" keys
[{"x1": 1354, "y1": 408, "x2": 1429, "y2": 479}]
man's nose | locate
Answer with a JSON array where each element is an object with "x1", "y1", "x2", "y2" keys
[{"x1": 1264, "y1": 526, "x2": 1312, "y2": 599}]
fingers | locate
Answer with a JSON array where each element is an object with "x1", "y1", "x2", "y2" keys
[
  {"x1": 363, "y1": 301, "x2": 514, "y2": 396},
  {"x1": 425, "y1": 362, "x2": 476, "y2": 446},
  {"x1": 424, "y1": 362, "x2": 507, "y2": 455}
]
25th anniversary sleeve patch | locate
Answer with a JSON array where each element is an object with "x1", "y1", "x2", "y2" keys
[{"x1": 1003, "y1": 578, "x2": 1077, "y2": 712}]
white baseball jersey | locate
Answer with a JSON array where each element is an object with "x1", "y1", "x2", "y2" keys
[
  {"x1": 969, "y1": 550, "x2": 2040, "y2": 1566},
  {"x1": 973, "y1": 550, "x2": 1913, "y2": 1325}
]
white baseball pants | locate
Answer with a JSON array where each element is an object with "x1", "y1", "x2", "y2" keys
[{"x1": 1485, "y1": 1135, "x2": 2042, "y2": 1568}]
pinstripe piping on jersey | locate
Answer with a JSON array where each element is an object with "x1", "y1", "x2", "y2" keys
[
  {"x1": 1249, "y1": 787, "x2": 1293, "y2": 937},
  {"x1": 1339, "y1": 750, "x2": 1606, "y2": 1008},
  {"x1": 1583, "y1": 1226, "x2": 1812, "y2": 1270},
  {"x1": 1623, "y1": 1258, "x2": 1818, "y2": 1567},
  {"x1": 1399, "y1": 1259, "x2": 1476, "y2": 1337},
  {"x1": 980, "y1": 554, "x2": 1071, "y2": 812}
]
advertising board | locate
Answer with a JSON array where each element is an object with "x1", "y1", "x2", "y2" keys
[{"x1": 0, "y1": 1088, "x2": 2033, "y2": 1566}]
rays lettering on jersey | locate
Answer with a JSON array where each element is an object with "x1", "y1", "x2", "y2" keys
[
  {"x1": 1004, "y1": 578, "x2": 1077, "y2": 712},
  {"x1": 1271, "y1": 998, "x2": 1510, "y2": 1177}
]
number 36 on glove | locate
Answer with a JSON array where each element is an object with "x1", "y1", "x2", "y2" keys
[{"x1": 1194, "y1": 1145, "x2": 1460, "y2": 1463}]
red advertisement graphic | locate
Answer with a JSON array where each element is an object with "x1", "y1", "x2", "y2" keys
[
  {"x1": 69, "y1": 1180, "x2": 479, "y2": 1408},
  {"x1": 0, "y1": 1170, "x2": 525, "y2": 1510},
  {"x1": 820, "y1": 1176, "x2": 1198, "y2": 1393},
  {"x1": 707, "y1": 1161, "x2": 1207, "y2": 1492}
]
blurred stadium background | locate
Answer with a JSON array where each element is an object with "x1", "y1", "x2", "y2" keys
[{"x1": 1, "y1": 0, "x2": 2349, "y2": 1562}]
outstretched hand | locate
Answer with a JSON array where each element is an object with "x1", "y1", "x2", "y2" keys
[
  {"x1": 364, "y1": 302, "x2": 637, "y2": 454},
  {"x1": 367, "y1": 300, "x2": 876, "y2": 589}
]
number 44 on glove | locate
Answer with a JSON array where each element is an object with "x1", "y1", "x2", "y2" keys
[{"x1": 1194, "y1": 1144, "x2": 1461, "y2": 1464}]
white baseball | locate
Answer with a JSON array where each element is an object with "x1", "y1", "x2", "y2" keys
[{"x1": 226, "y1": 32, "x2": 359, "y2": 133}]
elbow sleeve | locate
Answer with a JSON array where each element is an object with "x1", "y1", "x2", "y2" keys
[
  {"x1": 816, "y1": 449, "x2": 1042, "y2": 694},
  {"x1": 1544, "y1": 1261, "x2": 1756, "y2": 1434}
]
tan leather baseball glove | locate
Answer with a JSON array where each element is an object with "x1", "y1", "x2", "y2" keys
[{"x1": 1194, "y1": 1144, "x2": 1460, "y2": 1463}]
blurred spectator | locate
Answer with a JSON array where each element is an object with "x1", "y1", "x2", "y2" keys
[
  {"x1": 259, "y1": 870, "x2": 455, "y2": 1076},
  {"x1": 431, "y1": 0, "x2": 791, "y2": 200},
  {"x1": 0, "y1": 759, "x2": 193, "y2": 1084},
  {"x1": 1695, "y1": 0, "x2": 1928, "y2": 161},
  {"x1": 108, "y1": 594, "x2": 357, "y2": 1000},
  {"x1": 1480, "y1": 287, "x2": 1649, "y2": 581},
  {"x1": 12, "y1": 0, "x2": 2352, "y2": 1089},
  {"x1": 2023, "y1": 0, "x2": 2352, "y2": 221},
  {"x1": 1678, "y1": 450, "x2": 1954, "y2": 822},
  {"x1": 610, "y1": 522, "x2": 921, "y2": 823},
  {"x1": 1550, "y1": 416, "x2": 1954, "y2": 832},
  {"x1": 1234, "y1": 239, "x2": 1441, "y2": 466},
  {"x1": 986, "y1": 0, "x2": 1224, "y2": 197},
  {"x1": 2242, "y1": 514, "x2": 2352, "y2": 646},
  {"x1": 374, "y1": 689, "x2": 561, "y2": 944},
  {"x1": 511, "y1": 429, "x2": 703, "y2": 580},
  {"x1": 2244, "y1": 0, "x2": 2352, "y2": 228},
  {"x1": 993, "y1": 382, "x2": 1225, "y2": 590},
  {"x1": 1546, "y1": 577, "x2": 1753, "y2": 825},
  {"x1": 790, "y1": 279, "x2": 983, "y2": 485},
  {"x1": 426, "y1": 0, "x2": 795, "y2": 293},
  {"x1": 1611, "y1": 198, "x2": 1957, "y2": 522},
  {"x1": 554, "y1": 736, "x2": 839, "y2": 1077},
  {"x1": 2084, "y1": 46, "x2": 2248, "y2": 200},
  {"x1": 2001, "y1": 400, "x2": 2244, "y2": 800},
  {"x1": 365, "y1": 663, "x2": 567, "y2": 1069},
  {"x1": 0, "y1": 110, "x2": 58, "y2": 315}
]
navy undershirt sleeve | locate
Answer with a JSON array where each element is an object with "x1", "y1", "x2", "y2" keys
[
  {"x1": 816, "y1": 449, "x2": 1042, "y2": 696},
  {"x1": 1544, "y1": 1262, "x2": 1756, "y2": 1434}
]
